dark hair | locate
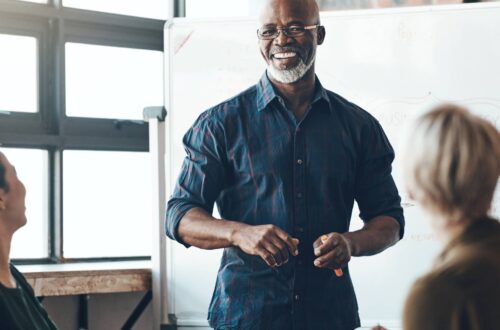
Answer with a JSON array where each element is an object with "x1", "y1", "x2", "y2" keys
[{"x1": 0, "y1": 161, "x2": 8, "y2": 191}]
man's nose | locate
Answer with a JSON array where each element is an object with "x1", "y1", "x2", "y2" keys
[{"x1": 273, "y1": 29, "x2": 292, "y2": 46}]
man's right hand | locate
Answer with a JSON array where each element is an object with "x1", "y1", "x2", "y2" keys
[{"x1": 231, "y1": 224, "x2": 299, "y2": 267}]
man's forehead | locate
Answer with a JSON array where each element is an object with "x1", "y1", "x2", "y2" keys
[{"x1": 259, "y1": 0, "x2": 319, "y2": 25}]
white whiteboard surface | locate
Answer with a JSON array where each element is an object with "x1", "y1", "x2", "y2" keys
[{"x1": 164, "y1": 3, "x2": 500, "y2": 328}]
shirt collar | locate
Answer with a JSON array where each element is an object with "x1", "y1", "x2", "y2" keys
[
  {"x1": 256, "y1": 71, "x2": 332, "y2": 112},
  {"x1": 256, "y1": 71, "x2": 278, "y2": 112},
  {"x1": 312, "y1": 78, "x2": 332, "y2": 111}
]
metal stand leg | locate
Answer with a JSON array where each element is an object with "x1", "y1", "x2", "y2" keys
[
  {"x1": 78, "y1": 294, "x2": 89, "y2": 330},
  {"x1": 121, "y1": 290, "x2": 153, "y2": 330}
]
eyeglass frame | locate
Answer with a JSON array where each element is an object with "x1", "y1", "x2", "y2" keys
[{"x1": 256, "y1": 24, "x2": 321, "y2": 40}]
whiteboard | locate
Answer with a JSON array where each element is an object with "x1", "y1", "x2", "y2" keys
[{"x1": 164, "y1": 3, "x2": 500, "y2": 328}]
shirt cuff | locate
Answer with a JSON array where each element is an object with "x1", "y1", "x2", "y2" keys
[
  {"x1": 379, "y1": 208, "x2": 405, "y2": 239},
  {"x1": 165, "y1": 203, "x2": 195, "y2": 248}
]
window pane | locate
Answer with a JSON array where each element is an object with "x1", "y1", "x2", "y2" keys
[
  {"x1": 0, "y1": 34, "x2": 37, "y2": 113},
  {"x1": 186, "y1": 0, "x2": 265, "y2": 17},
  {"x1": 63, "y1": 0, "x2": 168, "y2": 20},
  {"x1": 317, "y1": 0, "x2": 462, "y2": 11},
  {"x1": 63, "y1": 150, "x2": 152, "y2": 258},
  {"x1": 17, "y1": 0, "x2": 48, "y2": 3},
  {"x1": 65, "y1": 43, "x2": 163, "y2": 120},
  {"x1": 1, "y1": 148, "x2": 49, "y2": 259}
]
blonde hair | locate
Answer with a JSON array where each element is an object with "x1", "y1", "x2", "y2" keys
[{"x1": 404, "y1": 104, "x2": 500, "y2": 222}]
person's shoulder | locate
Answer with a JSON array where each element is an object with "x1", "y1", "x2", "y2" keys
[
  {"x1": 323, "y1": 89, "x2": 389, "y2": 149},
  {"x1": 415, "y1": 246, "x2": 500, "y2": 301},
  {"x1": 9, "y1": 264, "x2": 34, "y2": 294},
  {"x1": 9, "y1": 264, "x2": 25, "y2": 282},
  {"x1": 403, "y1": 271, "x2": 457, "y2": 330},
  {"x1": 408, "y1": 268, "x2": 459, "y2": 299},
  {"x1": 194, "y1": 84, "x2": 259, "y2": 127},
  {"x1": 324, "y1": 88, "x2": 379, "y2": 125},
  {"x1": 450, "y1": 218, "x2": 500, "y2": 269},
  {"x1": 466, "y1": 217, "x2": 500, "y2": 243},
  {"x1": 404, "y1": 249, "x2": 500, "y2": 330}
]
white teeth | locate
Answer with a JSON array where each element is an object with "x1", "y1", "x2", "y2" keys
[{"x1": 274, "y1": 52, "x2": 297, "y2": 59}]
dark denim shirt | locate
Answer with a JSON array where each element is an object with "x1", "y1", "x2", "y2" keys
[{"x1": 166, "y1": 73, "x2": 404, "y2": 330}]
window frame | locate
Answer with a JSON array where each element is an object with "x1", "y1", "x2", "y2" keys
[{"x1": 0, "y1": 0, "x2": 174, "y2": 264}]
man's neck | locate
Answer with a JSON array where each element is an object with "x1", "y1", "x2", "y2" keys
[{"x1": 270, "y1": 69, "x2": 317, "y2": 120}]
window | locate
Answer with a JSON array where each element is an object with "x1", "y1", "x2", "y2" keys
[
  {"x1": 0, "y1": 0, "x2": 165, "y2": 263},
  {"x1": 316, "y1": 0, "x2": 462, "y2": 10},
  {"x1": 63, "y1": 0, "x2": 168, "y2": 20},
  {"x1": 65, "y1": 43, "x2": 163, "y2": 120},
  {"x1": 17, "y1": 0, "x2": 47, "y2": 3},
  {"x1": 186, "y1": 0, "x2": 264, "y2": 18},
  {"x1": 63, "y1": 150, "x2": 152, "y2": 258},
  {"x1": 0, "y1": 34, "x2": 37, "y2": 113}
]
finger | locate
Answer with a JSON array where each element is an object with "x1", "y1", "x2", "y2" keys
[
  {"x1": 269, "y1": 236, "x2": 290, "y2": 264},
  {"x1": 313, "y1": 249, "x2": 344, "y2": 268},
  {"x1": 326, "y1": 234, "x2": 342, "y2": 248},
  {"x1": 312, "y1": 236, "x2": 324, "y2": 249},
  {"x1": 257, "y1": 247, "x2": 277, "y2": 267},
  {"x1": 313, "y1": 249, "x2": 335, "y2": 268},
  {"x1": 261, "y1": 241, "x2": 284, "y2": 266},
  {"x1": 274, "y1": 228, "x2": 299, "y2": 256},
  {"x1": 264, "y1": 238, "x2": 288, "y2": 266},
  {"x1": 314, "y1": 235, "x2": 340, "y2": 256},
  {"x1": 292, "y1": 238, "x2": 300, "y2": 255}
]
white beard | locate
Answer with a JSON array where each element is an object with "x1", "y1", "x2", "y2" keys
[{"x1": 267, "y1": 58, "x2": 314, "y2": 84}]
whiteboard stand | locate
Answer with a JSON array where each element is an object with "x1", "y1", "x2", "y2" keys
[{"x1": 144, "y1": 106, "x2": 176, "y2": 330}]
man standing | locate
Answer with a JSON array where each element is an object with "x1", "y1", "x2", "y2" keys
[{"x1": 166, "y1": 0, "x2": 404, "y2": 329}]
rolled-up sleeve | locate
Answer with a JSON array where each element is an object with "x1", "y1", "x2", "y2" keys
[
  {"x1": 354, "y1": 119, "x2": 405, "y2": 238},
  {"x1": 165, "y1": 113, "x2": 226, "y2": 247}
]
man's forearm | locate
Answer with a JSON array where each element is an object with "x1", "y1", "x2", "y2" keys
[
  {"x1": 344, "y1": 215, "x2": 401, "y2": 257},
  {"x1": 177, "y1": 207, "x2": 245, "y2": 249},
  {"x1": 178, "y1": 208, "x2": 300, "y2": 267}
]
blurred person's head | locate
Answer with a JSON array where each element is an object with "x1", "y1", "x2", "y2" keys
[
  {"x1": 403, "y1": 104, "x2": 500, "y2": 238},
  {"x1": 0, "y1": 152, "x2": 27, "y2": 236}
]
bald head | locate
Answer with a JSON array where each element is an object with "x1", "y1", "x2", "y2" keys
[{"x1": 259, "y1": 0, "x2": 320, "y2": 26}]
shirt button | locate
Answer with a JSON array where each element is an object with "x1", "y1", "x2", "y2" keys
[
  {"x1": 297, "y1": 159, "x2": 303, "y2": 165},
  {"x1": 297, "y1": 193, "x2": 302, "y2": 198},
  {"x1": 297, "y1": 260, "x2": 303, "y2": 265},
  {"x1": 295, "y1": 226, "x2": 304, "y2": 233},
  {"x1": 294, "y1": 294, "x2": 300, "y2": 301}
]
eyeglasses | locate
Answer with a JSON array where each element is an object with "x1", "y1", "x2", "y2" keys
[{"x1": 257, "y1": 24, "x2": 320, "y2": 40}]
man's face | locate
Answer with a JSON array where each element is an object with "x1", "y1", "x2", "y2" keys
[{"x1": 258, "y1": 0, "x2": 325, "y2": 84}]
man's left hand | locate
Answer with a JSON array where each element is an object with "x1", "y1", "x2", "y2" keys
[{"x1": 313, "y1": 233, "x2": 352, "y2": 269}]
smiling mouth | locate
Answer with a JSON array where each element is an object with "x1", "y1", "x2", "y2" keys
[{"x1": 273, "y1": 52, "x2": 297, "y2": 59}]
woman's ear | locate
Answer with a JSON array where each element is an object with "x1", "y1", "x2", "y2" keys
[
  {"x1": 407, "y1": 189, "x2": 415, "y2": 201},
  {"x1": 0, "y1": 190, "x2": 6, "y2": 211}
]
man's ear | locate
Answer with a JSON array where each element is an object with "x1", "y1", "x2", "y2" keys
[{"x1": 317, "y1": 25, "x2": 326, "y2": 45}]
